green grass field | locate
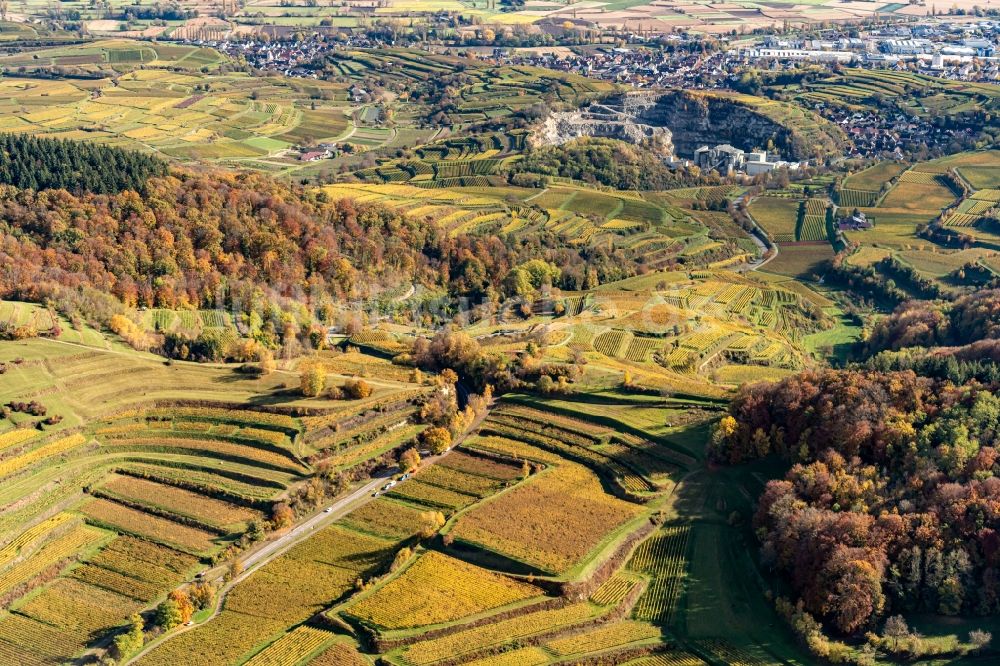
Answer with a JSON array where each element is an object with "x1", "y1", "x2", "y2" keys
[
  {"x1": 959, "y1": 166, "x2": 1000, "y2": 190},
  {"x1": 749, "y1": 196, "x2": 800, "y2": 240},
  {"x1": 843, "y1": 160, "x2": 905, "y2": 191}
]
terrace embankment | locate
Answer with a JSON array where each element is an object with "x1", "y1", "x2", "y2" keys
[{"x1": 539, "y1": 89, "x2": 846, "y2": 161}]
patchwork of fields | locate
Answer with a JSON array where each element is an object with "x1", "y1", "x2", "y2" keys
[
  {"x1": 130, "y1": 389, "x2": 722, "y2": 666},
  {"x1": 322, "y1": 392, "x2": 793, "y2": 666},
  {"x1": 0, "y1": 45, "x2": 619, "y2": 175},
  {"x1": 514, "y1": 268, "x2": 821, "y2": 391},
  {"x1": 0, "y1": 41, "x2": 430, "y2": 170},
  {"x1": 325, "y1": 49, "x2": 614, "y2": 127},
  {"x1": 0, "y1": 0, "x2": 956, "y2": 38},
  {"x1": 837, "y1": 151, "x2": 1000, "y2": 295},
  {"x1": 0, "y1": 323, "x2": 434, "y2": 664},
  {"x1": 0, "y1": 334, "x2": 792, "y2": 666},
  {"x1": 7, "y1": 32, "x2": 1000, "y2": 666},
  {"x1": 0, "y1": 68, "x2": 355, "y2": 163}
]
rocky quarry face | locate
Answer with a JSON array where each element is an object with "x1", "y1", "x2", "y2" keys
[
  {"x1": 537, "y1": 94, "x2": 675, "y2": 158},
  {"x1": 537, "y1": 90, "x2": 824, "y2": 161}
]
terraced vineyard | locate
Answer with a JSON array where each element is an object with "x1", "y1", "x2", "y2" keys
[
  {"x1": 796, "y1": 199, "x2": 829, "y2": 242},
  {"x1": 590, "y1": 573, "x2": 640, "y2": 607},
  {"x1": 0, "y1": 325, "x2": 438, "y2": 664},
  {"x1": 543, "y1": 620, "x2": 662, "y2": 657},
  {"x1": 628, "y1": 525, "x2": 692, "y2": 625},
  {"x1": 395, "y1": 602, "x2": 602, "y2": 665},
  {"x1": 0, "y1": 532, "x2": 197, "y2": 664},
  {"x1": 781, "y1": 68, "x2": 1000, "y2": 126},
  {"x1": 0, "y1": 288, "x2": 814, "y2": 664},
  {"x1": 594, "y1": 329, "x2": 632, "y2": 357},
  {"x1": 481, "y1": 407, "x2": 666, "y2": 497},
  {"x1": 343, "y1": 550, "x2": 544, "y2": 631},
  {"x1": 325, "y1": 49, "x2": 614, "y2": 129},
  {"x1": 0, "y1": 316, "x2": 799, "y2": 666},
  {"x1": 139, "y1": 525, "x2": 396, "y2": 665},
  {"x1": 0, "y1": 36, "x2": 905, "y2": 666},
  {"x1": 0, "y1": 44, "x2": 360, "y2": 167},
  {"x1": 0, "y1": 521, "x2": 109, "y2": 598},
  {"x1": 273, "y1": 394, "x2": 783, "y2": 665},
  {"x1": 355, "y1": 131, "x2": 528, "y2": 189},
  {"x1": 564, "y1": 271, "x2": 817, "y2": 386},
  {"x1": 625, "y1": 650, "x2": 708, "y2": 665},
  {"x1": 242, "y1": 625, "x2": 336, "y2": 666}
]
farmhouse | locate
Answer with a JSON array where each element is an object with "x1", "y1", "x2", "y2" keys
[
  {"x1": 840, "y1": 210, "x2": 873, "y2": 230},
  {"x1": 300, "y1": 150, "x2": 329, "y2": 162}
]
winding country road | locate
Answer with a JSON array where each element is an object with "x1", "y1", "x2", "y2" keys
[
  {"x1": 125, "y1": 401, "x2": 494, "y2": 665},
  {"x1": 736, "y1": 193, "x2": 779, "y2": 272},
  {"x1": 122, "y1": 470, "x2": 393, "y2": 664}
]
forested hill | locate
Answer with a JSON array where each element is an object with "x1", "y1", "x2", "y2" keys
[
  {"x1": 865, "y1": 290, "x2": 1000, "y2": 352},
  {"x1": 0, "y1": 170, "x2": 635, "y2": 323},
  {"x1": 859, "y1": 291, "x2": 1000, "y2": 383},
  {"x1": 508, "y1": 138, "x2": 708, "y2": 191},
  {"x1": 714, "y1": 369, "x2": 1000, "y2": 650},
  {"x1": 710, "y1": 289, "x2": 1000, "y2": 661},
  {"x1": 0, "y1": 133, "x2": 166, "y2": 194}
]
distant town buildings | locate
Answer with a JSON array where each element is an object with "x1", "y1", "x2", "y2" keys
[
  {"x1": 741, "y1": 47, "x2": 855, "y2": 63},
  {"x1": 737, "y1": 19, "x2": 1000, "y2": 74},
  {"x1": 186, "y1": 13, "x2": 1000, "y2": 163}
]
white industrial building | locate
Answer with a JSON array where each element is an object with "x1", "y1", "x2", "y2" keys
[
  {"x1": 693, "y1": 145, "x2": 804, "y2": 176},
  {"x1": 740, "y1": 48, "x2": 856, "y2": 63}
]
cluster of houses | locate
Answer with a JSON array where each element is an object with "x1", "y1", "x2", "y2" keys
[
  {"x1": 207, "y1": 33, "x2": 391, "y2": 76},
  {"x1": 499, "y1": 47, "x2": 734, "y2": 90},
  {"x1": 816, "y1": 104, "x2": 979, "y2": 159},
  {"x1": 193, "y1": 13, "x2": 1000, "y2": 94}
]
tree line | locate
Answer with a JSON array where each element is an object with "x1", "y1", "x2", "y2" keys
[
  {"x1": 714, "y1": 369, "x2": 1000, "y2": 654},
  {"x1": 0, "y1": 169, "x2": 639, "y2": 332},
  {"x1": 0, "y1": 133, "x2": 166, "y2": 194}
]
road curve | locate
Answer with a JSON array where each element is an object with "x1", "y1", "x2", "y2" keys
[{"x1": 125, "y1": 445, "x2": 461, "y2": 665}]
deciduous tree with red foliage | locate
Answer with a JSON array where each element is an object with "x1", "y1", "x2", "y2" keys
[
  {"x1": 715, "y1": 368, "x2": 1000, "y2": 636},
  {"x1": 0, "y1": 171, "x2": 636, "y2": 327}
]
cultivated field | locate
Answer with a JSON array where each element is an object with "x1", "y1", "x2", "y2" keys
[
  {"x1": 0, "y1": 0, "x2": 963, "y2": 37},
  {"x1": 0, "y1": 315, "x2": 433, "y2": 664},
  {"x1": 0, "y1": 295, "x2": 802, "y2": 666},
  {"x1": 0, "y1": 41, "x2": 362, "y2": 167},
  {"x1": 0, "y1": 34, "x2": 918, "y2": 666},
  {"x1": 343, "y1": 550, "x2": 544, "y2": 630},
  {"x1": 839, "y1": 152, "x2": 1000, "y2": 296}
]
